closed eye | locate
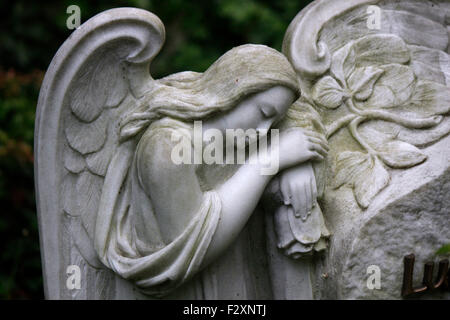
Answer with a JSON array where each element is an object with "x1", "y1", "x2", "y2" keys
[{"x1": 260, "y1": 104, "x2": 277, "y2": 118}]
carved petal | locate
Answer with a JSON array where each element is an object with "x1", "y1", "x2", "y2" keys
[
  {"x1": 288, "y1": 206, "x2": 322, "y2": 245},
  {"x1": 312, "y1": 76, "x2": 345, "y2": 109},
  {"x1": 377, "y1": 140, "x2": 427, "y2": 169},
  {"x1": 347, "y1": 66, "x2": 384, "y2": 101}
]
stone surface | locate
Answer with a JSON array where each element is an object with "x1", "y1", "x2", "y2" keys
[{"x1": 316, "y1": 135, "x2": 450, "y2": 299}]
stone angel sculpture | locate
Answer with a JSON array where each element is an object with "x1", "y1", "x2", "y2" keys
[
  {"x1": 36, "y1": 0, "x2": 450, "y2": 300},
  {"x1": 35, "y1": 8, "x2": 329, "y2": 299}
]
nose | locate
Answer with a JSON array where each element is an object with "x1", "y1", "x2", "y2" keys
[{"x1": 256, "y1": 120, "x2": 273, "y2": 136}]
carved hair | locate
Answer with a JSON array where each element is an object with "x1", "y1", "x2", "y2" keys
[{"x1": 119, "y1": 44, "x2": 299, "y2": 141}]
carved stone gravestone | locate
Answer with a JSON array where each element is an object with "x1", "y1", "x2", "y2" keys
[{"x1": 35, "y1": 0, "x2": 450, "y2": 299}]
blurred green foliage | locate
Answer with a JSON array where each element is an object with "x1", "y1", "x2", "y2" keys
[
  {"x1": 0, "y1": 68, "x2": 43, "y2": 299},
  {"x1": 0, "y1": 0, "x2": 312, "y2": 299},
  {"x1": 436, "y1": 244, "x2": 450, "y2": 256}
]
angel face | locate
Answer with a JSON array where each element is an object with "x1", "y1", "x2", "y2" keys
[{"x1": 203, "y1": 85, "x2": 296, "y2": 136}]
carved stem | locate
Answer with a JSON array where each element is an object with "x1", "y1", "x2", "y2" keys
[
  {"x1": 349, "y1": 116, "x2": 376, "y2": 154},
  {"x1": 345, "y1": 98, "x2": 363, "y2": 115},
  {"x1": 360, "y1": 110, "x2": 443, "y2": 129},
  {"x1": 326, "y1": 114, "x2": 358, "y2": 139}
]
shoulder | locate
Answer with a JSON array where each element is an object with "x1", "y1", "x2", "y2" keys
[
  {"x1": 135, "y1": 118, "x2": 196, "y2": 186},
  {"x1": 137, "y1": 118, "x2": 192, "y2": 161},
  {"x1": 143, "y1": 117, "x2": 192, "y2": 140}
]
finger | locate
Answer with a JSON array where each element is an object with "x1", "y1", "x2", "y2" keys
[
  {"x1": 308, "y1": 150, "x2": 324, "y2": 162},
  {"x1": 304, "y1": 180, "x2": 312, "y2": 214},
  {"x1": 303, "y1": 130, "x2": 327, "y2": 141},
  {"x1": 308, "y1": 136, "x2": 329, "y2": 151},
  {"x1": 311, "y1": 172, "x2": 318, "y2": 201},
  {"x1": 280, "y1": 177, "x2": 292, "y2": 205},
  {"x1": 300, "y1": 183, "x2": 308, "y2": 219},
  {"x1": 303, "y1": 130, "x2": 327, "y2": 142},
  {"x1": 308, "y1": 142, "x2": 328, "y2": 158},
  {"x1": 292, "y1": 184, "x2": 304, "y2": 217}
]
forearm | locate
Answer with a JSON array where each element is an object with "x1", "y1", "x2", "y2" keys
[{"x1": 201, "y1": 161, "x2": 273, "y2": 267}]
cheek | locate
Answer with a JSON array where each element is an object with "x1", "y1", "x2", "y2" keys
[
  {"x1": 247, "y1": 113, "x2": 265, "y2": 130},
  {"x1": 233, "y1": 111, "x2": 263, "y2": 130}
]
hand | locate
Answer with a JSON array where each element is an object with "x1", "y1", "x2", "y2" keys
[
  {"x1": 279, "y1": 162, "x2": 317, "y2": 219},
  {"x1": 275, "y1": 127, "x2": 328, "y2": 171}
]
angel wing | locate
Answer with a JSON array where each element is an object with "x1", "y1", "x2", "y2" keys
[
  {"x1": 283, "y1": 0, "x2": 450, "y2": 208},
  {"x1": 35, "y1": 8, "x2": 165, "y2": 299}
]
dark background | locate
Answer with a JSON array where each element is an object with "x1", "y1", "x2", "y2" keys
[{"x1": 0, "y1": 0, "x2": 313, "y2": 299}]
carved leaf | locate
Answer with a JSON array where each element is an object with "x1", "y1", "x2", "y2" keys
[
  {"x1": 334, "y1": 151, "x2": 370, "y2": 189},
  {"x1": 312, "y1": 76, "x2": 345, "y2": 109},
  {"x1": 376, "y1": 140, "x2": 427, "y2": 169},
  {"x1": 353, "y1": 155, "x2": 390, "y2": 209},
  {"x1": 347, "y1": 66, "x2": 384, "y2": 101},
  {"x1": 331, "y1": 42, "x2": 356, "y2": 84},
  {"x1": 398, "y1": 80, "x2": 450, "y2": 117},
  {"x1": 334, "y1": 151, "x2": 390, "y2": 208},
  {"x1": 352, "y1": 34, "x2": 411, "y2": 67},
  {"x1": 361, "y1": 64, "x2": 415, "y2": 109}
]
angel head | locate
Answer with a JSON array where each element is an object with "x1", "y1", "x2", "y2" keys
[{"x1": 120, "y1": 44, "x2": 299, "y2": 141}]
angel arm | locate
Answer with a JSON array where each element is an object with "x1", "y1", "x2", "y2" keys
[{"x1": 136, "y1": 125, "x2": 275, "y2": 271}]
